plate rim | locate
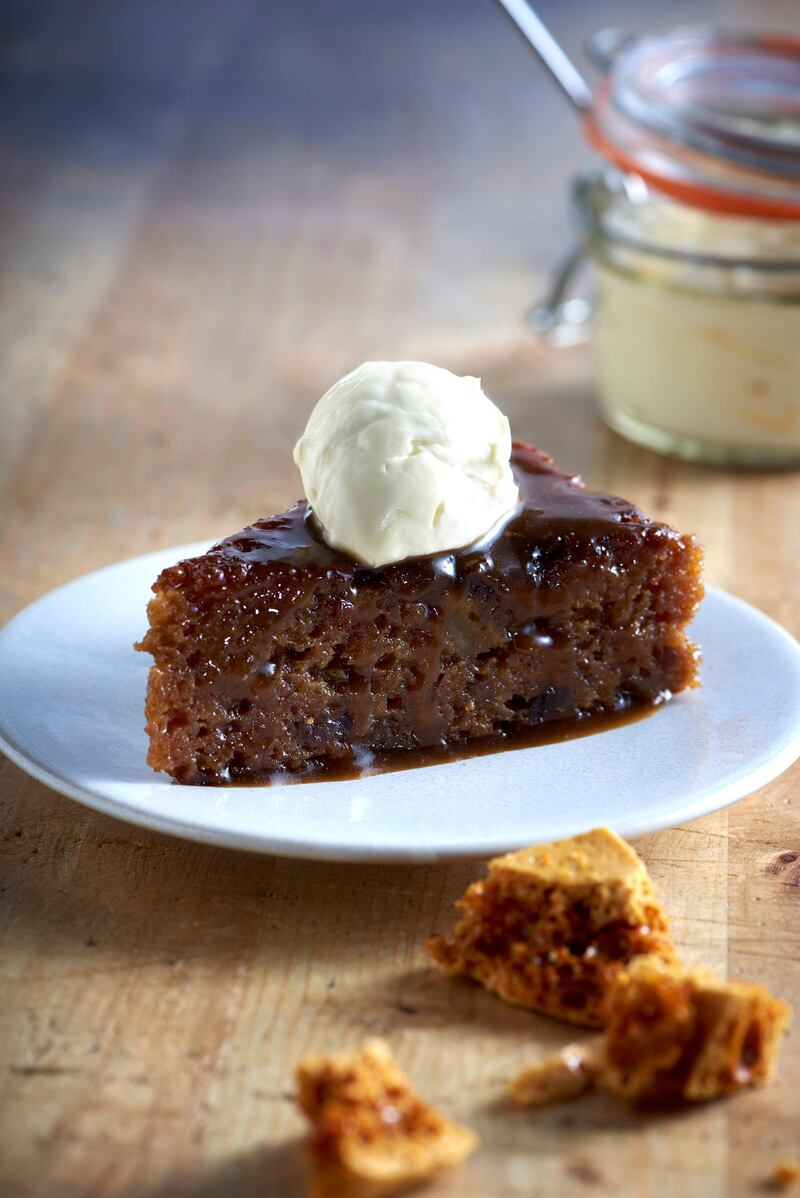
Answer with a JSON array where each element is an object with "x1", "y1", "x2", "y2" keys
[{"x1": 1, "y1": 549, "x2": 800, "y2": 862}]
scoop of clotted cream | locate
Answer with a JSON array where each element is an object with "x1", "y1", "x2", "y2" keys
[{"x1": 293, "y1": 360, "x2": 520, "y2": 568}]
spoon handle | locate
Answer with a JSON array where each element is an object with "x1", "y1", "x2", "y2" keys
[{"x1": 495, "y1": 0, "x2": 593, "y2": 113}]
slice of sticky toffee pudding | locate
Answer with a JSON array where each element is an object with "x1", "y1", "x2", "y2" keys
[{"x1": 137, "y1": 443, "x2": 702, "y2": 783}]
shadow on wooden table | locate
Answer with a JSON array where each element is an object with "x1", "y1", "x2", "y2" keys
[
  {"x1": 2, "y1": 773, "x2": 485, "y2": 965},
  {"x1": 0, "y1": 774, "x2": 592, "y2": 1047},
  {"x1": 142, "y1": 1140, "x2": 305, "y2": 1198}
]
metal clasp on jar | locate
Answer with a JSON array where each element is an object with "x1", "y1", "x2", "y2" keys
[{"x1": 528, "y1": 244, "x2": 593, "y2": 347}]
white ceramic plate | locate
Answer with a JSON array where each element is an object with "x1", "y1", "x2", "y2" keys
[{"x1": 1, "y1": 542, "x2": 800, "y2": 862}]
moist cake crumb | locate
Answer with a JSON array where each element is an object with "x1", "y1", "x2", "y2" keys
[{"x1": 296, "y1": 1038, "x2": 478, "y2": 1198}]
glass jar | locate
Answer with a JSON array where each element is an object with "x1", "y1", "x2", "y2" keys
[
  {"x1": 579, "y1": 167, "x2": 800, "y2": 467},
  {"x1": 532, "y1": 27, "x2": 800, "y2": 467}
]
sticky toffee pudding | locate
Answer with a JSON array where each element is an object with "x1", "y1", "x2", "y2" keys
[{"x1": 138, "y1": 445, "x2": 702, "y2": 784}]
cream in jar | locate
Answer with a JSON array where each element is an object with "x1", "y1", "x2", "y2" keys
[{"x1": 577, "y1": 171, "x2": 800, "y2": 466}]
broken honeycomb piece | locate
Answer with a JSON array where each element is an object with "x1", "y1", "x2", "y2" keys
[
  {"x1": 601, "y1": 957, "x2": 791, "y2": 1102},
  {"x1": 296, "y1": 1038, "x2": 478, "y2": 1198},
  {"x1": 428, "y1": 827, "x2": 676, "y2": 1027}
]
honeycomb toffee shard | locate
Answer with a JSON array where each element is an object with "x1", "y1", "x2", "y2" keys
[
  {"x1": 508, "y1": 959, "x2": 790, "y2": 1109},
  {"x1": 427, "y1": 827, "x2": 677, "y2": 1028},
  {"x1": 600, "y1": 957, "x2": 791, "y2": 1103},
  {"x1": 296, "y1": 1038, "x2": 478, "y2": 1198}
]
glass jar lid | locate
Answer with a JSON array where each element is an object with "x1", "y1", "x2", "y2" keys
[{"x1": 585, "y1": 28, "x2": 800, "y2": 220}]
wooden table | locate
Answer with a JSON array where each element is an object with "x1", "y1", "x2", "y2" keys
[{"x1": 2, "y1": 2, "x2": 798, "y2": 1195}]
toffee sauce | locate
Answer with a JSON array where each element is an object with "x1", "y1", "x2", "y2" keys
[{"x1": 258, "y1": 699, "x2": 663, "y2": 786}]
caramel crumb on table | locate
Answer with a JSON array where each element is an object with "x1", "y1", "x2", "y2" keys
[
  {"x1": 428, "y1": 827, "x2": 676, "y2": 1027},
  {"x1": 510, "y1": 1043, "x2": 600, "y2": 1108},
  {"x1": 770, "y1": 1161, "x2": 800, "y2": 1191},
  {"x1": 296, "y1": 1038, "x2": 478, "y2": 1198}
]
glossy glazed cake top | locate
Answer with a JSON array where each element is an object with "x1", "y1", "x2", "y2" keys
[{"x1": 199, "y1": 443, "x2": 680, "y2": 601}]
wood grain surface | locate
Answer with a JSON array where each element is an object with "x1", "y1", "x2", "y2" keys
[{"x1": 1, "y1": 2, "x2": 799, "y2": 1196}]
